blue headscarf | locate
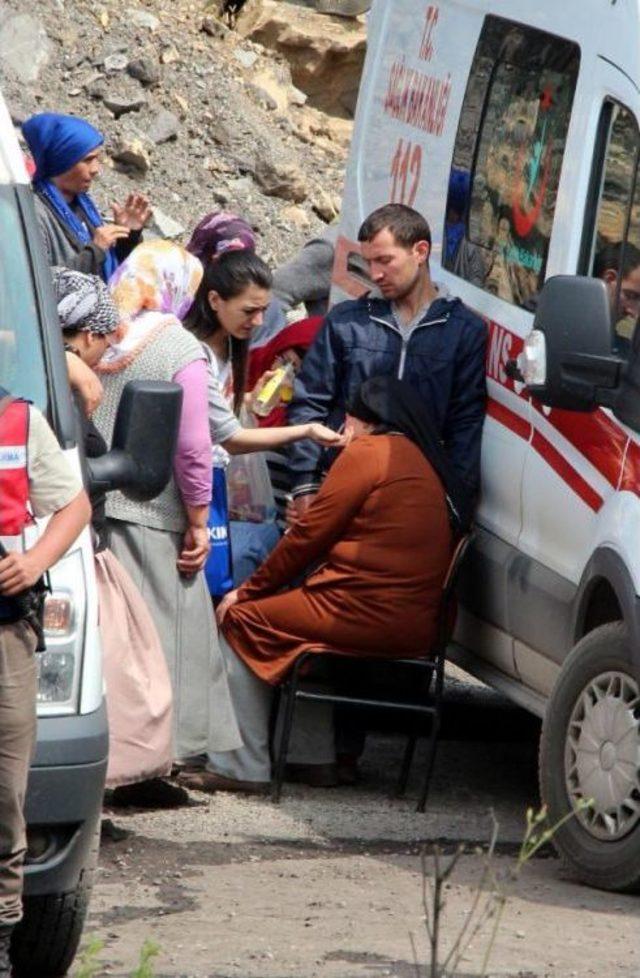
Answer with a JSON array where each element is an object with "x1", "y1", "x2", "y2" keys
[{"x1": 22, "y1": 113, "x2": 117, "y2": 281}]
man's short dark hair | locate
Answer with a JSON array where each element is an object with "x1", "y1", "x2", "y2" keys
[
  {"x1": 593, "y1": 240, "x2": 640, "y2": 280},
  {"x1": 358, "y1": 204, "x2": 432, "y2": 249}
]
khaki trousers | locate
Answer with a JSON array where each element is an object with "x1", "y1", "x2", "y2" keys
[{"x1": 0, "y1": 622, "x2": 37, "y2": 927}]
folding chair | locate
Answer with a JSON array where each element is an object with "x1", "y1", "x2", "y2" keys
[{"x1": 270, "y1": 532, "x2": 473, "y2": 811}]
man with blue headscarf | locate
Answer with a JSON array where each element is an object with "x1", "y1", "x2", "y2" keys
[{"x1": 22, "y1": 113, "x2": 152, "y2": 281}]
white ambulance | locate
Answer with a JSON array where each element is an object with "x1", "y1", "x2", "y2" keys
[{"x1": 337, "y1": 0, "x2": 640, "y2": 891}]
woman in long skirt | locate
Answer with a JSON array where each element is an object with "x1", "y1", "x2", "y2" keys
[
  {"x1": 52, "y1": 267, "x2": 176, "y2": 804},
  {"x1": 94, "y1": 242, "x2": 242, "y2": 770}
]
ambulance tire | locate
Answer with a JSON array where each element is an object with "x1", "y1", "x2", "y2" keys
[
  {"x1": 11, "y1": 823, "x2": 99, "y2": 977},
  {"x1": 540, "y1": 622, "x2": 640, "y2": 892}
]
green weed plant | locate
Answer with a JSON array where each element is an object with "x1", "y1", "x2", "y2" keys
[
  {"x1": 73, "y1": 938, "x2": 160, "y2": 978},
  {"x1": 413, "y1": 800, "x2": 593, "y2": 978}
]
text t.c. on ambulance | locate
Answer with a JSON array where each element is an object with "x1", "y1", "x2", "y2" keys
[{"x1": 336, "y1": 0, "x2": 640, "y2": 891}]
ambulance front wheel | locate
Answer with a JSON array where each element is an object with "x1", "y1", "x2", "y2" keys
[
  {"x1": 540, "y1": 621, "x2": 640, "y2": 892},
  {"x1": 10, "y1": 820, "x2": 99, "y2": 977}
]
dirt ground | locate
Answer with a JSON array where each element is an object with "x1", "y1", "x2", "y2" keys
[{"x1": 88, "y1": 682, "x2": 640, "y2": 978}]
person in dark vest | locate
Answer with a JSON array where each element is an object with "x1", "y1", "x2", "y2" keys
[{"x1": 0, "y1": 390, "x2": 90, "y2": 976}]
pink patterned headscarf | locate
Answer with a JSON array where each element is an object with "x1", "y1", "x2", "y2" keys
[
  {"x1": 186, "y1": 211, "x2": 256, "y2": 264},
  {"x1": 109, "y1": 240, "x2": 203, "y2": 321},
  {"x1": 98, "y1": 241, "x2": 203, "y2": 373}
]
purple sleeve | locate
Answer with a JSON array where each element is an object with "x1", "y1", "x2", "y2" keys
[{"x1": 172, "y1": 360, "x2": 213, "y2": 507}]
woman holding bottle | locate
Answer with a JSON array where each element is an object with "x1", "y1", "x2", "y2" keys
[{"x1": 183, "y1": 249, "x2": 340, "y2": 585}]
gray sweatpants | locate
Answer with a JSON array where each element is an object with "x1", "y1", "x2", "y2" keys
[{"x1": 208, "y1": 634, "x2": 335, "y2": 782}]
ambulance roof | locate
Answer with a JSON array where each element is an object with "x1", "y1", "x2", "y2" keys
[{"x1": 468, "y1": 0, "x2": 640, "y2": 89}]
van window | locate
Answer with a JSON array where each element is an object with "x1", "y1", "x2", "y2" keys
[
  {"x1": 586, "y1": 103, "x2": 640, "y2": 357},
  {"x1": 446, "y1": 16, "x2": 580, "y2": 311},
  {"x1": 0, "y1": 187, "x2": 48, "y2": 409}
]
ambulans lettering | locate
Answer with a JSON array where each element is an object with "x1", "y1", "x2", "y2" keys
[
  {"x1": 486, "y1": 322, "x2": 512, "y2": 386},
  {"x1": 384, "y1": 57, "x2": 451, "y2": 137}
]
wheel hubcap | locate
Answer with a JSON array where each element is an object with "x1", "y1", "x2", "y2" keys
[{"x1": 565, "y1": 670, "x2": 640, "y2": 841}]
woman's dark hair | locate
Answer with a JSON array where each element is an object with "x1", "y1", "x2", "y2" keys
[{"x1": 184, "y1": 249, "x2": 272, "y2": 414}]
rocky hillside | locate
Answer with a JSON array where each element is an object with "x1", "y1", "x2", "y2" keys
[{"x1": 0, "y1": 0, "x2": 366, "y2": 265}]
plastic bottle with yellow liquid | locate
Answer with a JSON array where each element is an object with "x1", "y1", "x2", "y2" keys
[{"x1": 252, "y1": 361, "x2": 295, "y2": 417}]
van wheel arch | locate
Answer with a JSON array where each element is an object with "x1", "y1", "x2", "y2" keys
[
  {"x1": 580, "y1": 577, "x2": 622, "y2": 637},
  {"x1": 573, "y1": 547, "x2": 640, "y2": 669}
]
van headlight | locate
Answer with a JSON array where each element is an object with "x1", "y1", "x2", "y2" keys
[{"x1": 37, "y1": 551, "x2": 86, "y2": 716}]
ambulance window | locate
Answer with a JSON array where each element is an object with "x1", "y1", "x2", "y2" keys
[
  {"x1": 446, "y1": 16, "x2": 580, "y2": 311},
  {"x1": 0, "y1": 187, "x2": 48, "y2": 410},
  {"x1": 587, "y1": 103, "x2": 640, "y2": 358}
]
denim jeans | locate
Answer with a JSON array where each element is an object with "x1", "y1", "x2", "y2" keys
[{"x1": 229, "y1": 520, "x2": 281, "y2": 586}]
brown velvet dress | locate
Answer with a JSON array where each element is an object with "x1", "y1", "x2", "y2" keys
[{"x1": 223, "y1": 433, "x2": 452, "y2": 685}]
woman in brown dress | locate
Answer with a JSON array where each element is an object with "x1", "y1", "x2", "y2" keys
[{"x1": 180, "y1": 377, "x2": 456, "y2": 793}]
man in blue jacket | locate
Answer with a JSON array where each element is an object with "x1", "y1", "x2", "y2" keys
[{"x1": 288, "y1": 203, "x2": 487, "y2": 520}]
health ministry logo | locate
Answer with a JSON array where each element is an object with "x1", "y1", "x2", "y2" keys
[{"x1": 512, "y1": 85, "x2": 554, "y2": 238}]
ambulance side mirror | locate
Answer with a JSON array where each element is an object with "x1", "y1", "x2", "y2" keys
[
  {"x1": 87, "y1": 380, "x2": 183, "y2": 502},
  {"x1": 520, "y1": 276, "x2": 622, "y2": 411}
]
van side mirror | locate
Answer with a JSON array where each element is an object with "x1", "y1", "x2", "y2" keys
[
  {"x1": 519, "y1": 276, "x2": 623, "y2": 411},
  {"x1": 87, "y1": 380, "x2": 183, "y2": 501}
]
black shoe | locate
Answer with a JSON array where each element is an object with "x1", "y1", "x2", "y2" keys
[
  {"x1": 0, "y1": 926, "x2": 13, "y2": 977},
  {"x1": 101, "y1": 818, "x2": 130, "y2": 842},
  {"x1": 108, "y1": 778, "x2": 190, "y2": 809}
]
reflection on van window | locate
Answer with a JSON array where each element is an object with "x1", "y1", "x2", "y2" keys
[
  {"x1": 0, "y1": 187, "x2": 47, "y2": 409},
  {"x1": 588, "y1": 104, "x2": 640, "y2": 357},
  {"x1": 446, "y1": 16, "x2": 580, "y2": 311}
]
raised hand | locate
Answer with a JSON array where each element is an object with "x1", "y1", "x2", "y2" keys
[{"x1": 111, "y1": 193, "x2": 153, "y2": 231}]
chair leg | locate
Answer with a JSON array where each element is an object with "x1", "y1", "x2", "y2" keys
[
  {"x1": 396, "y1": 732, "x2": 417, "y2": 798},
  {"x1": 268, "y1": 686, "x2": 282, "y2": 767},
  {"x1": 271, "y1": 680, "x2": 297, "y2": 803},
  {"x1": 416, "y1": 713, "x2": 440, "y2": 813}
]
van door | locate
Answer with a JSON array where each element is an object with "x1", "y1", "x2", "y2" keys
[
  {"x1": 515, "y1": 65, "x2": 640, "y2": 694},
  {"x1": 439, "y1": 15, "x2": 580, "y2": 678}
]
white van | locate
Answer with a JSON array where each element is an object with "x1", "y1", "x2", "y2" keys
[
  {"x1": 337, "y1": 0, "x2": 640, "y2": 891},
  {"x1": 0, "y1": 94, "x2": 179, "y2": 974}
]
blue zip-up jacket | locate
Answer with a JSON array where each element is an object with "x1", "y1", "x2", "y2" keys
[{"x1": 288, "y1": 294, "x2": 487, "y2": 496}]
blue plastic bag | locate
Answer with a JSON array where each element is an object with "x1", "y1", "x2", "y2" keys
[{"x1": 205, "y1": 466, "x2": 233, "y2": 597}]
